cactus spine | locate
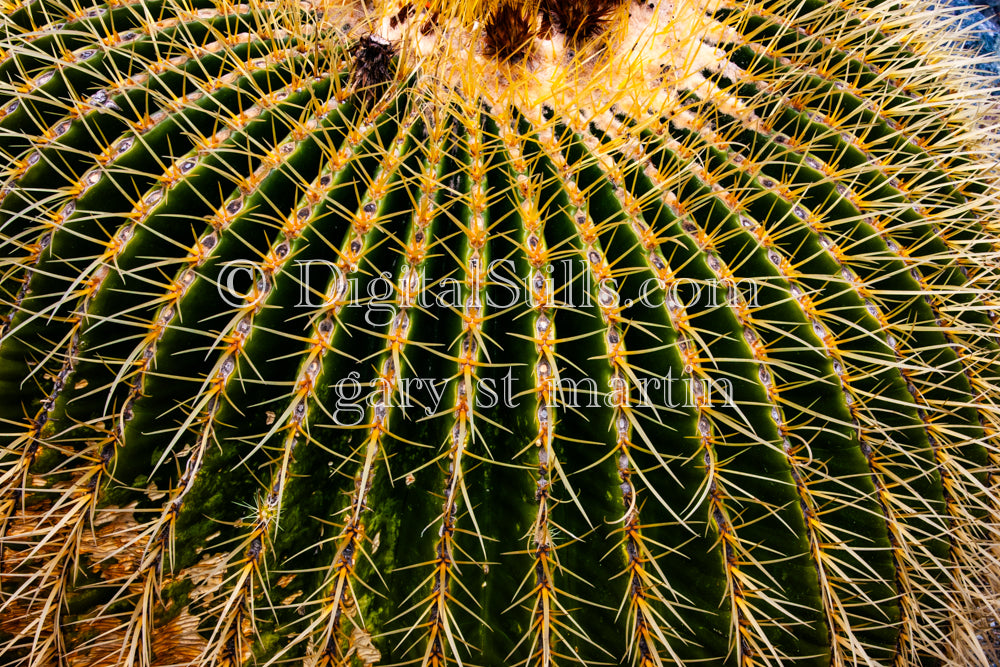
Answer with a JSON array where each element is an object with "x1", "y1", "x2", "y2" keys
[{"x1": 1, "y1": 0, "x2": 999, "y2": 665}]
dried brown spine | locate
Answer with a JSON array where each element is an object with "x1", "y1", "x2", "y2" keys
[
  {"x1": 482, "y1": 2, "x2": 537, "y2": 63},
  {"x1": 351, "y1": 35, "x2": 397, "y2": 103},
  {"x1": 540, "y1": 0, "x2": 623, "y2": 43}
]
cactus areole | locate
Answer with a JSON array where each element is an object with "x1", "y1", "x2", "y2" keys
[{"x1": 1, "y1": 0, "x2": 999, "y2": 665}]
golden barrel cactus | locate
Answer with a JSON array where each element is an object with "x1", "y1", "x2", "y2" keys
[{"x1": 1, "y1": 0, "x2": 999, "y2": 665}]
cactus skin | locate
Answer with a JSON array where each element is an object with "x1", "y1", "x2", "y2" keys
[{"x1": 1, "y1": 0, "x2": 999, "y2": 665}]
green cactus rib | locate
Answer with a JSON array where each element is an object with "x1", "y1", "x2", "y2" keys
[{"x1": 1, "y1": 0, "x2": 1000, "y2": 665}]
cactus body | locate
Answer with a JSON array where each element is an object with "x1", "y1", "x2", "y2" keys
[{"x1": 1, "y1": 0, "x2": 999, "y2": 665}]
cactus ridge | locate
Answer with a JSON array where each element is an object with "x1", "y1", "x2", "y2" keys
[{"x1": 1, "y1": 0, "x2": 999, "y2": 666}]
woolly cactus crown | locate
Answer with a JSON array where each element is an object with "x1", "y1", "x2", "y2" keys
[{"x1": 1, "y1": 0, "x2": 1000, "y2": 666}]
